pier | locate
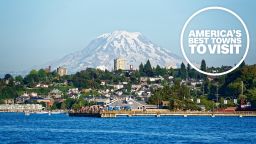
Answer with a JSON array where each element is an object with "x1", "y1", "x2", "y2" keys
[{"x1": 69, "y1": 110, "x2": 256, "y2": 118}]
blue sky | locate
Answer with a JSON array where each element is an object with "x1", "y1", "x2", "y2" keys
[{"x1": 0, "y1": 0, "x2": 255, "y2": 72}]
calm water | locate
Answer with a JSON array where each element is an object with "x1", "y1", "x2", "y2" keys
[{"x1": 0, "y1": 113, "x2": 255, "y2": 144}]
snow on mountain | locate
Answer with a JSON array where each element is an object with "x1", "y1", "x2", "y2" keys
[{"x1": 48, "y1": 30, "x2": 182, "y2": 73}]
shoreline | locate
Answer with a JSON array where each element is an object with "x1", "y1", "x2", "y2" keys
[
  {"x1": 1, "y1": 110, "x2": 256, "y2": 118},
  {"x1": 0, "y1": 110, "x2": 66, "y2": 114}
]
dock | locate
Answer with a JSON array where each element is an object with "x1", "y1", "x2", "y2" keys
[{"x1": 69, "y1": 110, "x2": 256, "y2": 118}]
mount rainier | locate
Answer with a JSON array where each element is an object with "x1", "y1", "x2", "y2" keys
[{"x1": 48, "y1": 30, "x2": 182, "y2": 73}]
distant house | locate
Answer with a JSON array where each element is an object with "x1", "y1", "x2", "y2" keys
[
  {"x1": 81, "y1": 88, "x2": 92, "y2": 93},
  {"x1": 131, "y1": 84, "x2": 141, "y2": 92},
  {"x1": 95, "y1": 98, "x2": 110, "y2": 106},
  {"x1": 30, "y1": 92, "x2": 38, "y2": 97},
  {"x1": 15, "y1": 96, "x2": 30, "y2": 104},
  {"x1": 30, "y1": 97, "x2": 54, "y2": 107},
  {"x1": 48, "y1": 89, "x2": 62, "y2": 99},
  {"x1": 107, "y1": 97, "x2": 145, "y2": 110},
  {"x1": 140, "y1": 77, "x2": 149, "y2": 83},
  {"x1": 140, "y1": 76, "x2": 164, "y2": 83},
  {"x1": 161, "y1": 101, "x2": 170, "y2": 108},
  {"x1": 100, "y1": 81, "x2": 106, "y2": 86},
  {"x1": 35, "y1": 83, "x2": 49, "y2": 88},
  {"x1": 149, "y1": 76, "x2": 164, "y2": 82},
  {"x1": 112, "y1": 84, "x2": 124, "y2": 90},
  {"x1": 198, "y1": 105, "x2": 206, "y2": 111},
  {"x1": 122, "y1": 82, "x2": 128, "y2": 85},
  {"x1": 189, "y1": 79, "x2": 203, "y2": 87},
  {"x1": 114, "y1": 90, "x2": 123, "y2": 96},
  {"x1": 68, "y1": 88, "x2": 79, "y2": 95},
  {"x1": 67, "y1": 88, "x2": 80, "y2": 98},
  {"x1": 3, "y1": 99, "x2": 14, "y2": 104}
]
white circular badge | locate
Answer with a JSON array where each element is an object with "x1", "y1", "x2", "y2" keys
[{"x1": 180, "y1": 6, "x2": 250, "y2": 76}]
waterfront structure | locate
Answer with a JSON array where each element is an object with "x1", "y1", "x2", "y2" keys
[
  {"x1": 95, "y1": 98, "x2": 111, "y2": 106},
  {"x1": 57, "y1": 66, "x2": 67, "y2": 76},
  {"x1": 0, "y1": 104, "x2": 43, "y2": 112},
  {"x1": 114, "y1": 58, "x2": 126, "y2": 71},
  {"x1": 107, "y1": 97, "x2": 145, "y2": 110}
]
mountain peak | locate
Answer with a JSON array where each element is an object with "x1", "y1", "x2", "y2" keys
[
  {"x1": 47, "y1": 30, "x2": 182, "y2": 73},
  {"x1": 98, "y1": 30, "x2": 141, "y2": 40}
]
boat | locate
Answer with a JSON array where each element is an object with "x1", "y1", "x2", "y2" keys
[
  {"x1": 24, "y1": 111, "x2": 30, "y2": 116},
  {"x1": 50, "y1": 111, "x2": 64, "y2": 114},
  {"x1": 34, "y1": 111, "x2": 49, "y2": 114}
]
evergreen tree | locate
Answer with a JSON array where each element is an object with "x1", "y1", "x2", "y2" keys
[
  {"x1": 155, "y1": 65, "x2": 162, "y2": 76},
  {"x1": 179, "y1": 62, "x2": 187, "y2": 79},
  {"x1": 139, "y1": 63, "x2": 144, "y2": 76},
  {"x1": 187, "y1": 63, "x2": 191, "y2": 71},
  {"x1": 239, "y1": 61, "x2": 246, "y2": 68},
  {"x1": 200, "y1": 59, "x2": 207, "y2": 80},
  {"x1": 144, "y1": 60, "x2": 154, "y2": 77},
  {"x1": 4, "y1": 74, "x2": 13, "y2": 80},
  {"x1": 200, "y1": 59, "x2": 206, "y2": 71},
  {"x1": 187, "y1": 64, "x2": 191, "y2": 79}
]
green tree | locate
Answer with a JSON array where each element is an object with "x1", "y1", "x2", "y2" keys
[
  {"x1": 139, "y1": 63, "x2": 144, "y2": 76},
  {"x1": 0, "y1": 86, "x2": 18, "y2": 99},
  {"x1": 240, "y1": 61, "x2": 246, "y2": 68},
  {"x1": 200, "y1": 59, "x2": 206, "y2": 71},
  {"x1": 155, "y1": 65, "x2": 162, "y2": 76},
  {"x1": 247, "y1": 88, "x2": 256, "y2": 108},
  {"x1": 63, "y1": 98, "x2": 76, "y2": 109},
  {"x1": 187, "y1": 64, "x2": 191, "y2": 79},
  {"x1": 15, "y1": 75, "x2": 24, "y2": 84},
  {"x1": 144, "y1": 60, "x2": 154, "y2": 77},
  {"x1": 179, "y1": 62, "x2": 187, "y2": 79},
  {"x1": 38, "y1": 69, "x2": 47, "y2": 81},
  {"x1": 200, "y1": 59, "x2": 207, "y2": 79},
  {"x1": 4, "y1": 74, "x2": 13, "y2": 80}
]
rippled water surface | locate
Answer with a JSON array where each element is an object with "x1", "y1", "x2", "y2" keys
[{"x1": 0, "y1": 113, "x2": 255, "y2": 143}]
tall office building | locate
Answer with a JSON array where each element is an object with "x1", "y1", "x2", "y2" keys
[
  {"x1": 57, "y1": 66, "x2": 67, "y2": 76},
  {"x1": 114, "y1": 58, "x2": 126, "y2": 71}
]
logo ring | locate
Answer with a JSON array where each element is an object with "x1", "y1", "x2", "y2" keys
[{"x1": 180, "y1": 6, "x2": 250, "y2": 76}]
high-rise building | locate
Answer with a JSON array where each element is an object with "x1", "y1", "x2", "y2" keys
[
  {"x1": 57, "y1": 66, "x2": 67, "y2": 76},
  {"x1": 114, "y1": 58, "x2": 126, "y2": 71},
  {"x1": 129, "y1": 65, "x2": 133, "y2": 71},
  {"x1": 44, "y1": 66, "x2": 51, "y2": 73}
]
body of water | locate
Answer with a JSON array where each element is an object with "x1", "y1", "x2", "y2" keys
[{"x1": 0, "y1": 113, "x2": 255, "y2": 143}]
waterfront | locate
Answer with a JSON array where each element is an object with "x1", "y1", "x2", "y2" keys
[{"x1": 0, "y1": 113, "x2": 256, "y2": 143}]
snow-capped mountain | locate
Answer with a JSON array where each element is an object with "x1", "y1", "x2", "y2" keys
[{"x1": 48, "y1": 30, "x2": 182, "y2": 73}]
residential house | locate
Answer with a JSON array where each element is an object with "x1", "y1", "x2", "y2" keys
[
  {"x1": 48, "y1": 89, "x2": 62, "y2": 99},
  {"x1": 3, "y1": 99, "x2": 14, "y2": 104}
]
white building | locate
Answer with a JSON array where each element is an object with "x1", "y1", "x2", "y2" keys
[
  {"x1": 0, "y1": 104, "x2": 43, "y2": 112},
  {"x1": 114, "y1": 58, "x2": 126, "y2": 71},
  {"x1": 57, "y1": 66, "x2": 68, "y2": 76}
]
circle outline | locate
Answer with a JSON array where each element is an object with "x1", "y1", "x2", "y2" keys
[{"x1": 180, "y1": 6, "x2": 250, "y2": 76}]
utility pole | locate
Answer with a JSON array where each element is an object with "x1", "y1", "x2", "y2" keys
[
  {"x1": 216, "y1": 83, "x2": 219, "y2": 102},
  {"x1": 240, "y1": 81, "x2": 244, "y2": 106},
  {"x1": 202, "y1": 83, "x2": 205, "y2": 96},
  {"x1": 241, "y1": 81, "x2": 244, "y2": 95}
]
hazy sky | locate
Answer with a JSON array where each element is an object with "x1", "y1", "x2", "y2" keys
[{"x1": 0, "y1": 0, "x2": 255, "y2": 72}]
